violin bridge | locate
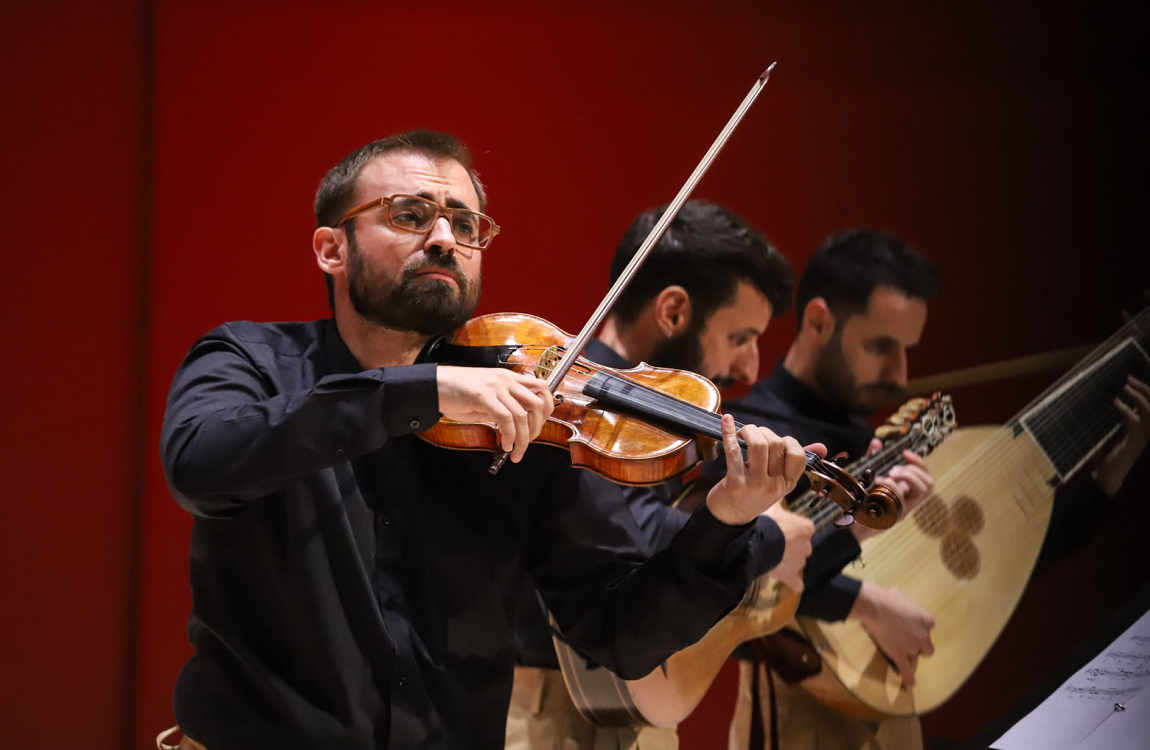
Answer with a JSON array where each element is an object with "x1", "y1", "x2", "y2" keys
[{"x1": 534, "y1": 345, "x2": 566, "y2": 379}]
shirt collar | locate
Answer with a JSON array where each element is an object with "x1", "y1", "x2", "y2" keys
[
  {"x1": 584, "y1": 338, "x2": 632, "y2": 369},
  {"x1": 759, "y1": 360, "x2": 861, "y2": 424},
  {"x1": 319, "y1": 318, "x2": 365, "y2": 376}
]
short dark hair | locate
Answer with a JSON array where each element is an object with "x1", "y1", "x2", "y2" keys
[
  {"x1": 795, "y1": 229, "x2": 940, "y2": 327},
  {"x1": 609, "y1": 200, "x2": 794, "y2": 327},
  {"x1": 314, "y1": 129, "x2": 487, "y2": 227},
  {"x1": 313, "y1": 130, "x2": 487, "y2": 308}
]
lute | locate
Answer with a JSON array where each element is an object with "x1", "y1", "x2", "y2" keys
[
  {"x1": 554, "y1": 393, "x2": 956, "y2": 726},
  {"x1": 798, "y1": 306, "x2": 1150, "y2": 718}
]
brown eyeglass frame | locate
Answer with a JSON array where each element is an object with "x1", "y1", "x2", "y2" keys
[{"x1": 335, "y1": 194, "x2": 501, "y2": 249}]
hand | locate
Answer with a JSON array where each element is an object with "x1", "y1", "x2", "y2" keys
[
  {"x1": 851, "y1": 581, "x2": 936, "y2": 686},
  {"x1": 705, "y1": 414, "x2": 816, "y2": 525},
  {"x1": 876, "y1": 450, "x2": 934, "y2": 514},
  {"x1": 1096, "y1": 375, "x2": 1150, "y2": 495},
  {"x1": 436, "y1": 365, "x2": 554, "y2": 463},
  {"x1": 851, "y1": 444, "x2": 933, "y2": 542},
  {"x1": 866, "y1": 437, "x2": 883, "y2": 457},
  {"x1": 763, "y1": 504, "x2": 814, "y2": 592}
]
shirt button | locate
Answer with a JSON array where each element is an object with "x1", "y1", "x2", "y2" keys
[
  {"x1": 409, "y1": 418, "x2": 421, "y2": 430},
  {"x1": 397, "y1": 675, "x2": 407, "y2": 687}
]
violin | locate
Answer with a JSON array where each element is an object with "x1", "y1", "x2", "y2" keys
[
  {"x1": 419, "y1": 312, "x2": 903, "y2": 529},
  {"x1": 418, "y1": 64, "x2": 901, "y2": 530}
]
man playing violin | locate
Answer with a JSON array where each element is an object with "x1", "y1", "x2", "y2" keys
[
  {"x1": 156, "y1": 131, "x2": 822, "y2": 750},
  {"x1": 506, "y1": 200, "x2": 818, "y2": 750}
]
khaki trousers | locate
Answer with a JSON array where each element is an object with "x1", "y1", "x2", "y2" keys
[
  {"x1": 506, "y1": 666, "x2": 679, "y2": 750},
  {"x1": 727, "y1": 661, "x2": 922, "y2": 750}
]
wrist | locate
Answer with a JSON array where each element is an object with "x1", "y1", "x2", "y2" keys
[
  {"x1": 849, "y1": 581, "x2": 880, "y2": 624},
  {"x1": 705, "y1": 496, "x2": 754, "y2": 526}
]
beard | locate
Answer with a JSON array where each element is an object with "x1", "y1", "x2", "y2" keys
[
  {"x1": 813, "y1": 328, "x2": 906, "y2": 414},
  {"x1": 646, "y1": 319, "x2": 735, "y2": 388},
  {"x1": 345, "y1": 226, "x2": 480, "y2": 336}
]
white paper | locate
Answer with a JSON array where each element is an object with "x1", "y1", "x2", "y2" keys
[
  {"x1": 992, "y1": 607, "x2": 1150, "y2": 750},
  {"x1": 1074, "y1": 689, "x2": 1150, "y2": 750}
]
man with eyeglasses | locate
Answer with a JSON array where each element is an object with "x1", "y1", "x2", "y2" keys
[{"x1": 156, "y1": 130, "x2": 819, "y2": 750}]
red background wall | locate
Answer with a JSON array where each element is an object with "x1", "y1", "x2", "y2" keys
[{"x1": 2, "y1": 1, "x2": 1145, "y2": 748}]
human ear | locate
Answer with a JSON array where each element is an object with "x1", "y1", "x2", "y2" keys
[
  {"x1": 804, "y1": 297, "x2": 836, "y2": 342},
  {"x1": 313, "y1": 226, "x2": 345, "y2": 277},
  {"x1": 654, "y1": 286, "x2": 692, "y2": 337}
]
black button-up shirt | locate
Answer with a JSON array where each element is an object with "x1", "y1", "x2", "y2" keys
[
  {"x1": 511, "y1": 338, "x2": 787, "y2": 669},
  {"x1": 725, "y1": 362, "x2": 870, "y2": 621},
  {"x1": 161, "y1": 319, "x2": 761, "y2": 749}
]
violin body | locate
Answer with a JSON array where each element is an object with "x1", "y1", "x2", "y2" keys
[{"x1": 419, "y1": 312, "x2": 723, "y2": 486}]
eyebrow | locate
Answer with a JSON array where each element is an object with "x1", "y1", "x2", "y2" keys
[
  {"x1": 867, "y1": 335, "x2": 917, "y2": 349},
  {"x1": 414, "y1": 191, "x2": 473, "y2": 211},
  {"x1": 729, "y1": 327, "x2": 763, "y2": 339}
]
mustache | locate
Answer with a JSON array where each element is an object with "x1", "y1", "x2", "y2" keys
[
  {"x1": 402, "y1": 257, "x2": 467, "y2": 289},
  {"x1": 860, "y1": 382, "x2": 908, "y2": 403}
]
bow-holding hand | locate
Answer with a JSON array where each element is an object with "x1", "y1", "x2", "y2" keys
[{"x1": 437, "y1": 365, "x2": 554, "y2": 463}]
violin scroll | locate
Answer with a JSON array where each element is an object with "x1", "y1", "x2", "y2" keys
[{"x1": 803, "y1": 452, "x2": 903, "y2": 530}]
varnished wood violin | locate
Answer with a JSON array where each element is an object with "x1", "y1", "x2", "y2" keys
[
  {"x1": 419, "y1": 312, "x2": 903, "y2": 529},
  {"x1": 416, "y1": 63, "x2": 900, "y2": 529}
]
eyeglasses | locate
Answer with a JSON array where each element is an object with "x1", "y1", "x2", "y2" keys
[{"x1": 336, "y1": 194, "x2": 501, "y2": 249}]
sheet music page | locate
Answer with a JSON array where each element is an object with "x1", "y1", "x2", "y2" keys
[
  {"x1": 1073, "y1": 689, "x2": 1150, "y2": 750},
  {"x1": 992, "y1": 607, "x2": 1150, "y2": 750}
]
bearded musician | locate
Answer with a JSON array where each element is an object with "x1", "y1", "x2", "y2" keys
[
  {"x1": 507, "y1": 200, "x2": 815, "y2": 750},
  {"x1": 155, "y1": 131, "x2": 820, "y2": 750},
  {"x1": 724, "y1": 231, "x2": 1150, "y2": 750}
]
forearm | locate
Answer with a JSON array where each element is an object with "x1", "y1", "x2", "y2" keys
[
  {"x1": 628, "y1": 491, "x2": 784, "y2": 577},
  {"x1": 538, "y1": 496, "x2": 756, "y2": 679},
  {"x1": 803, "y1": 526, "x2": 861, "y2": 585},
  {"x1": 796, "y1": 574, "x2": 861, "y2": 621}
]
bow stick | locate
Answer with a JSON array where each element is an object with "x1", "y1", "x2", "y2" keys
[{"x1": 491, "y1": 62, "x2": 778, "y2": 474}]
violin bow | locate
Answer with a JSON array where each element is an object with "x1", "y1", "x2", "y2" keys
[{"x1": 490, "y1": 62, "x2": 778, "y2": 474}]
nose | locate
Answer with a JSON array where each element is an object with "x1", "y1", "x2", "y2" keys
[
  {"x1": 423, "y1": 215, "x2": 457, "y2": 256},
  {"x1": 732, "y1": 340, "x2": 760, "y2": 385},
  {"x1": 884, "y1": 347, "x2": 908, "y2": 387}
]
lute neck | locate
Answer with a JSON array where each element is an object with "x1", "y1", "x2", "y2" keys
[{"x1": 1014, "y1": 306, "x2": 1150, "y2": 486}]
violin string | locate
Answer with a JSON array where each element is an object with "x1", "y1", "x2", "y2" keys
[
  {"x1": 589, "y1": 370, "x2": 956, "y2": 529},
  {"x1": 555, "y1": 361, "x2": 949, "y2": 533}
]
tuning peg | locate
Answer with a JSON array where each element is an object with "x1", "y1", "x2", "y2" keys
[
  {"x1": 834, "y1": 513, "x2": 855, "y2": 527},
  {"x1": 860, "y1": 468, "x2": 874, "y2": 485}
]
